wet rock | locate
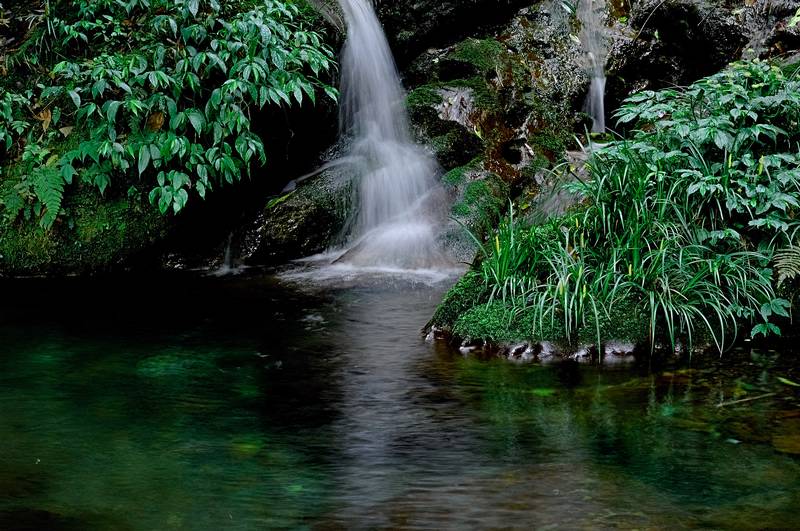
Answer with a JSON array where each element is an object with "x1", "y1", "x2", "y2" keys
[
  {"x1": 376, "y1": 0, "x2": 534, "y2": 65},
  {"x1": 242, "y1": 165, "x2": 353, "y2": 265},
  {"x1": 606, "y1": 0, "x2": 800, "y2": 111}
]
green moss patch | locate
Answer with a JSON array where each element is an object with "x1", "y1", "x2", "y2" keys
[
  {"x1": 429, "y1": 271, "x2": 489, "y2": 330},
  {"x1": 450, "y1": 38, "x2": 505, "y2": 75}
]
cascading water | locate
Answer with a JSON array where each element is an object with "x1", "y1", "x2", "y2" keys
[
  {"x1": 577, "y1": 0, "x2": 608, "y2": 134},
  {"x1": 332, "y1": 0, "x2": 448, "y2": 270}
]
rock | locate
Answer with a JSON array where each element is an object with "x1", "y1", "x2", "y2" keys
[
  {"x1": 772, "y1": 418, "x2": 800, "y2": 455},
  {"x1": 0, "y1": 186, "x2": 167, "y2": 277},
  {"x1": 241, "y1": 165, "x2": 353, "y2": 265},
  {"x1": 606, "y1": 0, "x2": 800, "y2": 110},
  {"x1": 376, "y1": 0, "x2": 534, "y2": 65}
]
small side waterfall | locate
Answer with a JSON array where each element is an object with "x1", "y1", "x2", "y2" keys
[
  {"x1": 333, "y1": 0, "x2": 447, "y2": 270},
  {"x1": 578, "y1": 0, "x2": 608, "y2": 133}
]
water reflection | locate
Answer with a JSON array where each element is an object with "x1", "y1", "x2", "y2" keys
[{"x1": 0, "y1": 274, "x2": 798, "y2": 530}]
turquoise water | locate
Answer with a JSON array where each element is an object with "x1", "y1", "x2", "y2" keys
[{"x1": 1, "y1": 273, "x2": 799, "y2": 530}]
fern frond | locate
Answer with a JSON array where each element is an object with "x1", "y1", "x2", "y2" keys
[
  {"x1": 31, "y1": 166, "x2": 64, "y2": 229},
  {"x1": 775, "y1": 246, "x2": 800, "y2": 285}
]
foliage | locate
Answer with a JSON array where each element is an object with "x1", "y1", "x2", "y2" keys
[
  {"x1": 790, "y1": 7, "x2": 800, "y2": 28},
  {"x1": 460, "y1": 60, "x2": 798, "y2": 353},
  {"x1": 0, "y1": 0, "x2": 336, "y2": 229},
  {"x1": 429, "y1": 270, "x2": 489, "y2": 330}
]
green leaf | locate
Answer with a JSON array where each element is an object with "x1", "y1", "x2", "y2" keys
[
  {"x1": 68, "y1": 90, "x2": 81, "y2": 109},
  {"x1": 94, "y1": 173, "x2": 110, "y2": 195},
  {"x1": 187, "y1": 111, "x2": 205, "y2": 134},
  {"x1": 31, "y1": 168, "x2": 65, "y2": 229},
  {"x1": 105, "y1": 101, "x2": 122, "y2": 124},
  {"x1": 91, "y1": 79, "x2": 108, "y2": 98},
  {"x1": 60, "y1": 163, "x2": 76, "y2": 185},
  {"x1": 777, "y1": 376, "x2": 800, "y2": 387},
  {"x1": 138, "y1": 145, "x2": 151, "y2": 176}
]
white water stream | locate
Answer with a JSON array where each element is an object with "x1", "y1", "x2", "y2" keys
[
  {"x1": 332, "y1": 0, "x2": 449, "y2": 270},
  {"x1": 578, "y1": 0, "x2": 608, "y2": 133}
]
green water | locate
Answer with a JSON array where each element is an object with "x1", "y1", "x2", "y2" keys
[{"x1": 1, "y1": 273, "x2": 799, "y2": 530}]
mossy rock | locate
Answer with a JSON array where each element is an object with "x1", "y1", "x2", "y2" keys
[
  {"x1": 578, "y1": 296, "x2": 650, "y2": 346},
  {"x1": 429, "y1": 125, "x2": 484, "y2": 169},
  {"x1": 452, "y1": 300, "x2": 518, "y2": 342},
  {"x1": 429, "y1": 271, "x2": 489, "y2": 330},
  {"x1": 0, "y1": 186, "x2": 167, "y2": 276},
  {"x1": 450, "y1": 38, "x2": 505, "y2": 75},
  {"x1": 450, "y1": 170, "x2": 509, "y2": 238},
  {"x1": 407, "y1": 86, "x2": 444, "y2": 109},
  {"x1": 243, "y1": 168, "x2": 353, "y2": 265}
]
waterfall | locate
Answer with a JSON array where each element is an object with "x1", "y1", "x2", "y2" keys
[
  {"x1": 333, "y1": 0, "x2": 447, "y2": 270},
  {"x1": 210, "y1": 232, "x2": 237, "y2": 276},
  {"x1": 578, "y1": 0, "x2": 608, "y2": 134}
]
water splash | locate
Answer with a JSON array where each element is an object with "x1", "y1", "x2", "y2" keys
[
  {"x1": 578, "y1": 0, "x2": 608, "y2": 133},
  {"x1": 333, "y1": 0, "x2": 448, "y2": 270},
  {"x1": 209, "y1": 232, "x2": 243, "y2": 276}
]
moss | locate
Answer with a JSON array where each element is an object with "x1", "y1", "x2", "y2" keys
[
  {"x1": 449, "y1": 77, "x2": 501, "y2": 113},
  {"x1": 450, "y1": 172, "x2": 508, "y2": 238},
  {"x1": 450, "y1": 38, "x2": 505, "y2": 75},
  {"x1": 406, "y1": 85, "x2": 443, "y2": 109},
  {"x1": 429, "y1": 126, "x2": 483, "y2": 169},
  {"x1": 442, "y1": 157, "x2": 484, "y2": 188},
  {"x1": 578, "y1": 296, "x2": 650, "y2": 346},
  {"x1": 450, "y1": 296, "x2": 649, "y2": 347},
  {"x1": 453, "y1": 301, "x2": 518, "y2": 342},
  {"x1": 514, "y1": 308, "x2": 568, "y2": 343},
  {"x1": 529, "y1": 131, "x2": 567, "y2": 159},
  {"x1": 0, "y1": 186, "x2": 167, "y2": 276},
  {"x1": 451, "y1": 202, "x2": 471, "y2": 216},
  {"x1": 429, "y1": 271, "x2": 489, "y2": 330},
  {"x1": 442, "y1": 166, "x2": 469, "y2": 187}
]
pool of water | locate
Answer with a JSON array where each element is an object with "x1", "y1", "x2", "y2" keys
[{"x1": 1, "y1": 272, "x2": 799, "y2": 530}]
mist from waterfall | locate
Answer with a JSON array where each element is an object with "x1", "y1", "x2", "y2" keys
[
  {"x1": 333, "y1": 0, "x2": 448, "y2": 270},
  {"x1": 578, "y1": 0, "x2": 608, "y2": 133}
]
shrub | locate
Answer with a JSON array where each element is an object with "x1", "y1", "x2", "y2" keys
[
  {"x1": 0, "y1": 0, "x2": 336, "y2": 228},
  {"x1": 459, "y1": 60, "x2": 797, "y2": 352}
]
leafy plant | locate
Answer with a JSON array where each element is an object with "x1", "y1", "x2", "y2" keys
[
  {"x1": 462, "y1": 60, "x2": 797, "y2": 353},
  {"x1": 0, "y1": 0, "x2": 337, "y2": 228}
]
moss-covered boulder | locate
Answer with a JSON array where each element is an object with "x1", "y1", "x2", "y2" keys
[
  {"x1": 403, "y1": 11, "x2": 584, "y2": 188},
  {"x1": 0, "y1": 186, "x2": 167, "y2": 277}
]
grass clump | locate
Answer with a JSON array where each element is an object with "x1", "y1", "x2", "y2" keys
[{"x1": 450, "y1": 60, "x2": 800, "y2": 353}]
